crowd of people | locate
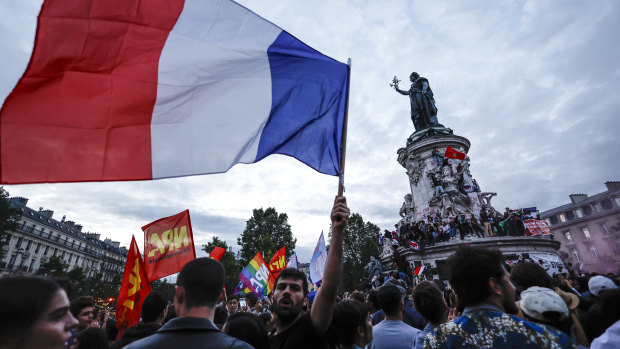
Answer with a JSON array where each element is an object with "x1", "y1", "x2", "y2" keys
[
  {"x1": 386, "y1": 207, "x2": 538, "y2": 250},
  {"x1": 1, "y1": 197, "x2": 618, "y2": 348}
]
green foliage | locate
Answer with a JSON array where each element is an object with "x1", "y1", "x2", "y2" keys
[
  {"x1": 37, "y1": 255, "x2": 69, "y2": 278},
  {"x1": 0, "y1": 187, "x2": 20, "y2": 260},
  {"x1": 151, "y1": 278, "x2": 176, "y2": 302},
  {"x1": 67, "y1": 266, "x2": 88, "y2": 296},
  {"x1": 332, "y1": 212, "x2": 380, "y2": 292},
  {"x1": 237, "y1": 207, "x2": 296, "y2": 264},
  {"x1": 203, "y1": 236, "x2": 242, "y2": 293}
]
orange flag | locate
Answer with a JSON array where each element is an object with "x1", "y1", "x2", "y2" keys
[
  {"x1": 209, "y1": 246, "x2": 226, "y2": 261},
  {"x1": 143, "y1": 210, "x2": 196, "y2": 281},
  {"x1": 268, "y1": 246, "x2": 287, "y2": 278},
  {"x1": 116, "y1": 236, "x2": 152, "y2": 338}
]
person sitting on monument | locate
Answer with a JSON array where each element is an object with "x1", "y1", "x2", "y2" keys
[
  {"x1": 429, "y1": 173, "x2": 445, "y2": 197},
  {"x1": 432, "y1": 148, "x2": 443, "y2": 167}
]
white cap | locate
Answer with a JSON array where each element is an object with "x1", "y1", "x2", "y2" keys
[
  {"x1": 520, "y1": 286, "x2": 569, "y2": 322},
  {"x1": 588, "y1": 276, "x2": 618, "y2": 296}
]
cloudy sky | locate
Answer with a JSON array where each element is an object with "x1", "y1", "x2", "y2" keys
[{"x1": 1, "y1": 0, "x2": 619, "y2": 263}]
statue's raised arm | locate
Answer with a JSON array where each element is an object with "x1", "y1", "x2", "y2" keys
[{"x1": 392, "y1": 72, "x2": 441, "y2": 131}]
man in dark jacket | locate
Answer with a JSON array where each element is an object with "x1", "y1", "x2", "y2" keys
[
  {"x1": 125, "y1": 258, "x2": 252, "y2": 349},
  {"x1": 112, "y1": 290, "x2": 169, "y2": 349}
]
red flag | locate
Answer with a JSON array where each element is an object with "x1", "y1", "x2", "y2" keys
[
  {"x1": 268, "y1": 246, "x2": 287, "y2": 278},
  {"x1": 116, "y1": 236, "x2": 152, "y2": 338},
  {"x1": 209, "y1": 246, "x2": 226, "y2": 261},
  {"x1": 414, "y1": 265, "x2": 426, "y2": 276},
  {"x1": 408, "y1": 241, "x2": 419, "y2": 250},
  {"x1": 143, "y1": 210, "x2": 196, "y2": 281},
  {"x1": 444, "y1": 146, "x2": 466, "y2": 160}
]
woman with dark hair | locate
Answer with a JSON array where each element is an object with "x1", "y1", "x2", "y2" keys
[
  {"x1": 326, "y1": 300, "x2": 373, "y2": 349},
  {"x1": 0, "y1": 276, "x2": 78, "y2": 349},
  {"x1": 222, "y1": 312, "x2": 269, "y2": 349}
]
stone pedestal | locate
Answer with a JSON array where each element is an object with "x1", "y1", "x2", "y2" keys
[{"x1": 396, "y1": 126, "x2": 495, "y2": 225}]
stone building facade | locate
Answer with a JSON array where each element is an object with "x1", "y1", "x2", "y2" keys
[
  {"x1": 0, "y1": 197, "x2": 127, "y2": 281},
  {"x1": 539, "y1": 181, "x2": 620, "y2": 274}
]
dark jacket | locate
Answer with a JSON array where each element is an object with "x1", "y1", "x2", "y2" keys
[
  {"x1": 111, "y1": 323, "x2": 161, "y2": 349},
  {"x1": 124, "y1": 316, "x2": 252, "y2": 349}
]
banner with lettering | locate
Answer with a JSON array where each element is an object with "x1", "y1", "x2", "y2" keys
[
  {"x1": 238, "y1": 252, "x2": 274, "y2": 297},
  {"x1": 523, "y1": 219, "x2": 551, "y2": 236},
  {"x1": 142, "y1": 209, "x2": 196, "y2": 281},
  {"x1": 268, "y1": 246, "x2": 287, "y2": 278},
  {"x1": 116, "y1": 235, "x2": 152, "y2": 338}
]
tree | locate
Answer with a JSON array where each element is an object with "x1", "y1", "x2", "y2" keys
[
  {"x1": 67, "y1": 266, "x2": 88, "y2": 296},
  {"x1": 203, "y1": 236, "x2": 242, "y2": 293},
  {"x1": 0, "y1": 187, "x2": 20, "y2": 260},
  {"x1": 151, "y1": 278, "x2": 176, "y2": 302},
  {"x1": 331, "y1": 212, "x2": 380, "y2": 292},
  {"x1": 237, "y1": 207, "x2": 296, "y2": 264},
  {"x1": 37, "y1": 255, "x2": 69, "y2": 278}
]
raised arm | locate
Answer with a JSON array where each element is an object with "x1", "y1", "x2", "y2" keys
[
  {"x1": 394, "y1": 84, "x2": 409, "y2": 95},
  {"x1": 310, "y1": 196, "x2": 350, "y2": 333}
]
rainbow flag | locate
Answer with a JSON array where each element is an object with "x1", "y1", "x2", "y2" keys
[
  {"x1": 232, "y1": 281, "x2": 251, "y2": 295},
  {"x1": 238, "y1": 252, "x2": 274, "y2": 297}
]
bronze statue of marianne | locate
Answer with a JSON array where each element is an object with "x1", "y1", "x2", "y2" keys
[{"x1": 392, "y1": 72, "x2": 440, "y2": 131}]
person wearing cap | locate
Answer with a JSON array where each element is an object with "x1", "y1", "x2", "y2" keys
[
  {"x1": 520, "y1": 287, "x2": 573, "y2": 333},
  {"x1": 580, "y1": 277, "x2": 620, "y2": 343},
  {"x1": 424, "y1": 246, "x2": 583, "y2": 349},
  {"x1": 588, "y1": 276, "x2": 618, "y2": 298},
  {"x1": 371, "y1": 284, "x2": 420, "y2": 349}
]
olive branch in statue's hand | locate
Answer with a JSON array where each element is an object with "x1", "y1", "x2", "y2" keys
[{"x1": 390, "y1": 76, "x2": 400, "y2": 88}]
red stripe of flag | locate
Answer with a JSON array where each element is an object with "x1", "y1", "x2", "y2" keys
[{"x1": 0, "y1": 0, "x2": 184, "y2": 183}]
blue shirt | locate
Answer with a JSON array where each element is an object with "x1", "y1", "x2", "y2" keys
[
  {"x1": 424, "y1": 303, "x2": 584, "y2": 349},
  {"x1": 371, "y1": 320, "x2": 420, "y2": 349}
]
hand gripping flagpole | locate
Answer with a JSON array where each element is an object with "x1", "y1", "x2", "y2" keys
[{"x1": 338, "y1": 58, "x2": 351, "y2": 196}]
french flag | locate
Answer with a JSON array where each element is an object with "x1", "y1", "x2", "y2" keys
[
  {"x1": 409, "y1": 241, "x2": 419, "y2": 250},
  {"x1": 0, "y1": 0, "x2": 349, "y2": 184}
]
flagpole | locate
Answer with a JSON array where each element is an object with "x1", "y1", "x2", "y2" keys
[{"x1": 338, "y1": 58, "x2": 351, "y2": 196}]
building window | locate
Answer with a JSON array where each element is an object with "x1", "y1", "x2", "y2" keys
[
  {"x1": 575, "y1": 208, "x2": 583, "y2": 218},
  {"x1": 44, "y1": 246, "x2": 49, "y2": 255},
  {"x1": 582, "y1": 227, "x2": 591, "y2": 239},
  {"x1": 601, "y1": 223, "x2": 610, "y2": 235},
  {"x1": 614, "y1": 197, "x2": 620, "y2": 207},
  {"x1": 566, "y1": 211, "x2": 575, "y2": 220},
  {"x1": 571, "y1": 249, "x2": 581, "y2": 262},
  {"x1": 35, "y1": 243, "x2": 40, "y2": 254},
  {"x1": 25, "y1": 240, "x2": 32, "y2": 250},
  {"x1": 593, "y1": 203, "x2": 602, "y2": 212},
  {"x1": 565, "y1": 231, "x2": 572, "y2": 241},
  {"x1": 558, "y1": 213, "x2": 566, "y2": 222},
  {"x1": 582, "y1": 205, "x2": 593, "y2": 216},
  {"x1": 16, "y1": 237, "x2": 23, "y2": 249},
  {"x1": 589, "y1": 245, "x2": 598, "y2": 258}
]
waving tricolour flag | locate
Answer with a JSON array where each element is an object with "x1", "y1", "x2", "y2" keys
[
  {"x1": 414, "y1": 265, "x2": 426, "y2": 276},
  {"x1": 309, "y1": 231, "x2": 327, "y2": 284},
  {"x1": 0, "y1": 0, "x2": 350, "y2": 184},
  {"x1": 287, "y1": 253, "x2": 299, "y2": 269},
  {"x1": 408, "y1": 241, "x2": 420, "y2": 250}
]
